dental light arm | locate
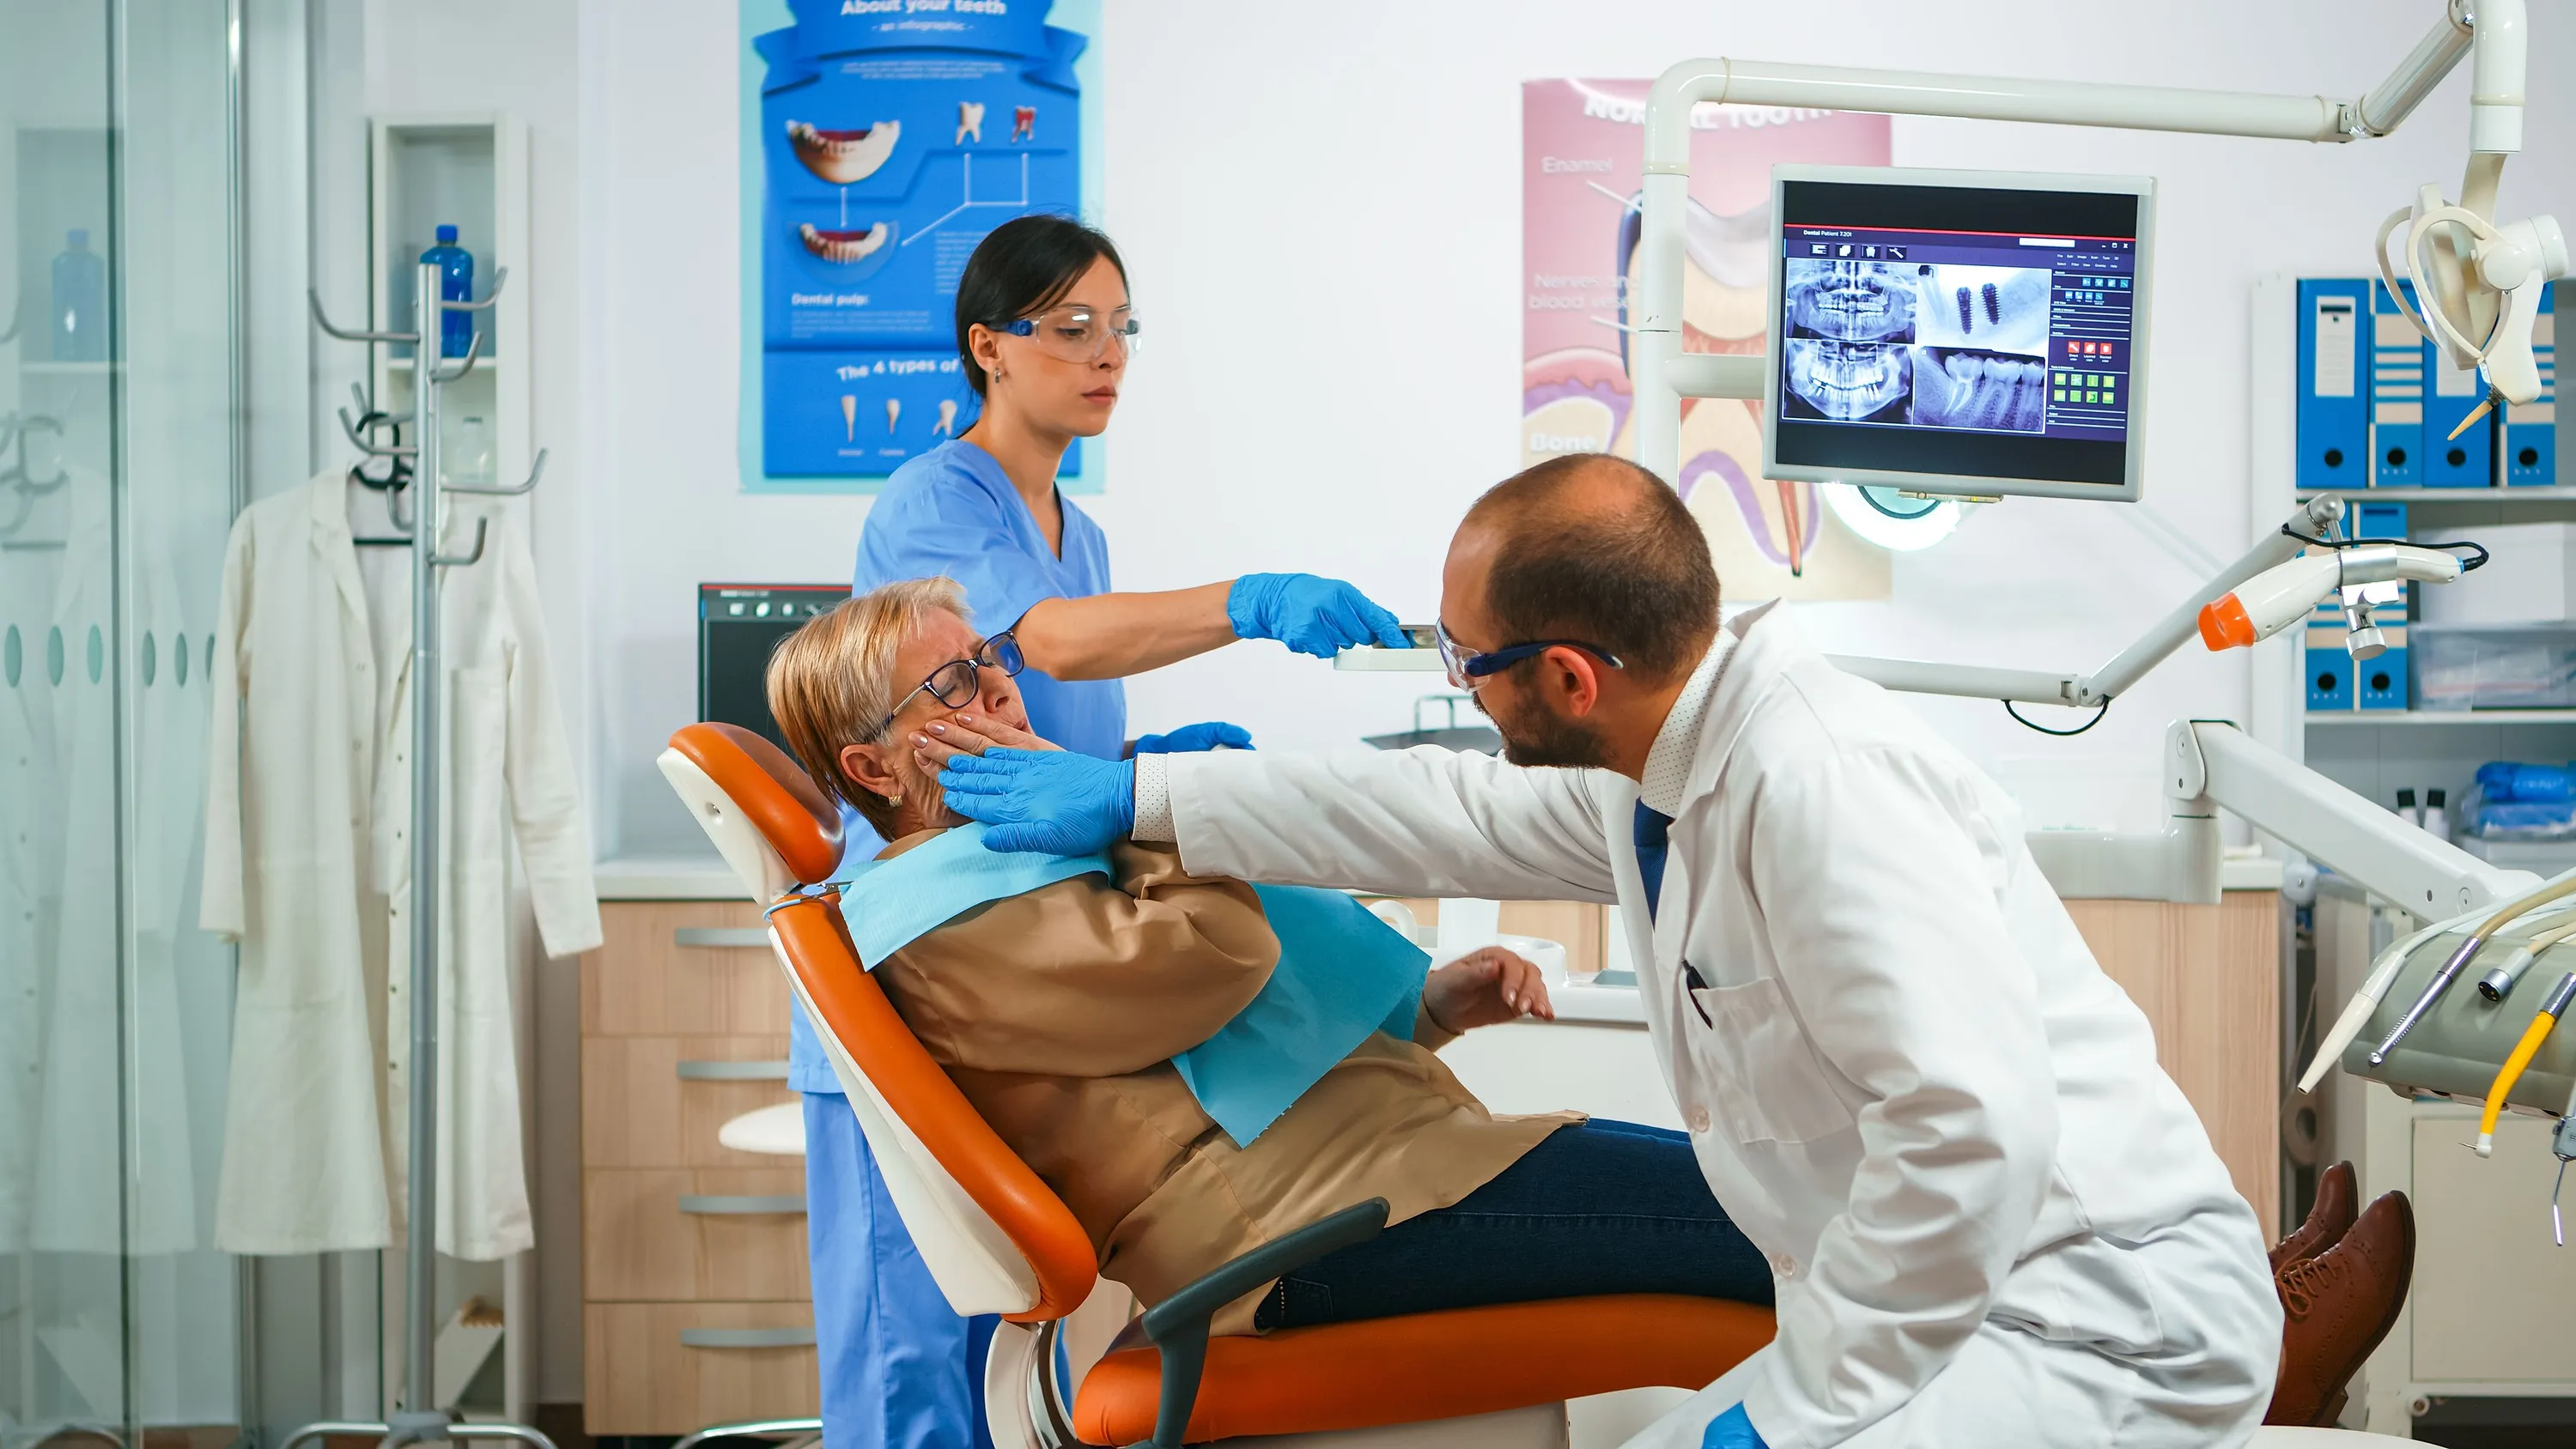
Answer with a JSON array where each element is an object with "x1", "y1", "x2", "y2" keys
[
  {"x1": 1822, "y1": 497, "x2": 2348, "y2": 710},
  {"x1": 2196, "y1": 542, "x2": 2469, "y2": 655}
]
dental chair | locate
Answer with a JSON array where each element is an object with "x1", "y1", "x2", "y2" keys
[{"x1": 659, "y1": 721, "x2": 1777, "y2": 1448}]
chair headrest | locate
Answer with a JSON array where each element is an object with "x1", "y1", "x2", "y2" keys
[{"x1": 666, "y1": 722, "x2": 846, "y2": 887}]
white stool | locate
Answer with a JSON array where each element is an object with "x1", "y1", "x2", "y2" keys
[{"x1": 719, "y1": 1100, "x2": 807, "y2": 1156}]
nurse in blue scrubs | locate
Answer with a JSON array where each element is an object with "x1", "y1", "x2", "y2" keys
[{"x1": 798, "y1": 213, "x2": 1412, "y2": 1449}]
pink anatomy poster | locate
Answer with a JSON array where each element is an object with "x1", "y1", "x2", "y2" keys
[{"x1": 1523, "y1": 82, "x2": 1891, "y2": 600}]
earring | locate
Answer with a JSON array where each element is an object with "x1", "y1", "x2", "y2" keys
[{"x1": 886, "y1": 791, "x2": 903, "y2": 805}]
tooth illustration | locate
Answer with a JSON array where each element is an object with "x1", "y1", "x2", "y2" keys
[
  {"x1": 799, "y1": 221, "x2": 890, "y2": 263},
  {"x1": 787, "y1": 119, "x2": 902, "y2": 185},
  {"x1": 934, "y1": 399, "x2": 957, "y2": 436},
  {"x1": 841, "y1": 395, "x2": 858, "y2": 443},
  {"x1": 1012, "y1": 106, "x2": 1036, "y2": 142},
  {"x1": 886, "y1": 398, "x2": 902, "y2": 435},
  {"x1": 957, "y1": 101, "x2": 985, "y2": 144}
]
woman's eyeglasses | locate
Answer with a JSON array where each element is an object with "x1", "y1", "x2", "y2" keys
[
  {"x1": 876, "y1": 630, "x2": 1025, "y2": 738},
  {"x1": 993, "y1": 304, "x2": 1139, "y2": 363}
]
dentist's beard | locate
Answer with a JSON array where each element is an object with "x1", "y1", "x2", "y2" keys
[{"x1": 1474, "y1": 690, "x2": 1612, "y2": 770}]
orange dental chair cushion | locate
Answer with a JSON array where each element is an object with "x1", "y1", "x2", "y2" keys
[{"x1": 1072, "y1": 1294, "x2": 1776, "y2": 1445}]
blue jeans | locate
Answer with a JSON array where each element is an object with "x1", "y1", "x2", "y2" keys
[
  {"x1": 803, "y1": 1091, "x2": 999, "y2": 1449},
  {"x1": 1255, "y1": 1119, "x2": 1775, "y2": 1330}
]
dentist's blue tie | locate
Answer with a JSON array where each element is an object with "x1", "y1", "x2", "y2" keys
[{"x1": 1634, "y1": 800, "x2": 1672, "y2": 924}]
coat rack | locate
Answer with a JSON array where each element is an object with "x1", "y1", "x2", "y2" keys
[{"x1": 283, "y1": 259, "x2": 555, "y2": 1449}]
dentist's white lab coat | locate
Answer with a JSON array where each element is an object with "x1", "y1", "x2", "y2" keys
[
  {"x1": 1155, "y1": 603, "x2": 2280, "y2": 1449},
  {"x1": 199, "y1": 471, "x2": 601, "y2": 1259}
]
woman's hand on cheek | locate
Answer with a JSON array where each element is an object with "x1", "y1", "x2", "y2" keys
[{"x1": 911, "y1": 712, "x2": 1058, "y2": 773}]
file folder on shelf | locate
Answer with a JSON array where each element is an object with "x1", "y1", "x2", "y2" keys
[
  {"x1": 2372, "y1": 280, "x2": 2426, "y2": 488},
  {"x1": 2506, "y1": 285, "x2": 2556, "y2": 487},
  {"x1": 2297, "y1": 278, "x2": 2370, "y2": 493}
]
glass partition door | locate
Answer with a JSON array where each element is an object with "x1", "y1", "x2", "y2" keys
[{"x1": 1, "y1": 1, "x2": 246, "y2": 1445}]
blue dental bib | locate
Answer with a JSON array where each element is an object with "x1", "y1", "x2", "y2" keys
[{"x1": 841, "y1": 826, "x2": 1430, "y2": 1146}]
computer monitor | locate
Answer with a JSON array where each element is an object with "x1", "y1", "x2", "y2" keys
[
  {"x1": 698, "y1": 583, "x2": 849, "y2": 755},
  {"x1": 1764, "y1": 165, "x2": 2154, "y2": 502}
]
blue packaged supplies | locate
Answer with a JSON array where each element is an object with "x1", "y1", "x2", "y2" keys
[{"x1": 2476, "y1": 761, "x2": 2574, "y2": 803}]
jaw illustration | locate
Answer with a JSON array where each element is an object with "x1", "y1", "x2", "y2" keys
[
  {"x1": 1786, "y1": 339, "x2": 1911, "y2": 419},
  {"x1": 1912, "y1": 349, "x2": 2047, "y2": 432},
  {"x1": 787, "y1": 119, "x2": 902, "y2": 184},
  {"x1": 800, "y1": 221, "x2": 891, "y2": 263}
]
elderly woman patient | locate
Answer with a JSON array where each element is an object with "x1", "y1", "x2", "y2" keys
[{"x1": 763, "y1": 578, "x2": 1774, "y2": 1335}]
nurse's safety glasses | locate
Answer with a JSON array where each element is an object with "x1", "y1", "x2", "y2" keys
[
  {"x1": 875, "y1": 630, "x2": 1025, "y2": 738},
  {"x1": 1434, "y1": 621, "x2": 1623, "y2": 692},
  {"x1": 993, "y1": 304, "x2": 1139, "y2": 363}
]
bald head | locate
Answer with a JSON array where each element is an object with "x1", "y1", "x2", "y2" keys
[{"x1": 1454, "y1": 454, "x2": 1719, "y2": 682}]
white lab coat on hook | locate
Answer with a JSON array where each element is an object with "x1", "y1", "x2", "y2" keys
[{"x1": 201, "y1": 470, "x2": 599, "y2": 1259}]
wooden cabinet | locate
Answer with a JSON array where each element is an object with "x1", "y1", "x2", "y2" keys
[
  {"x1": 2063, "y1": 894, "x2": 2281, "y2": 1231},
  {"x1": 583, "y1": 1302, "x2": 822, "y2": 1436},
  {"x1": 580, "y1": 900, "x2": 816, "y2": 1434}
]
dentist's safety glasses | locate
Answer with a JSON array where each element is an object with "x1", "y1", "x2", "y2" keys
[
  {"x1": 1433, "y1": 621, "x2": 1623, "y2": 693},
  {"x1": 996, "y1": 304, "x2": 1139, "y2": 363},
  {"x1": 875, "y1": 629, "x2": 1025, "y2": 739}
]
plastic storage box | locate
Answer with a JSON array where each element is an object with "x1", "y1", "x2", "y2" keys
[{"x1": 2413, "y1": 624, "x2": 2576, "y2": 710}]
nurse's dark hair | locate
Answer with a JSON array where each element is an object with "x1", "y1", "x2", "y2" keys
[
  {"x1": 1463, "y1": 455, "x2": 1719, "y2": 682},
  {"x1": 955, "y1": 214, "x2": 1126, "y2": 397}
]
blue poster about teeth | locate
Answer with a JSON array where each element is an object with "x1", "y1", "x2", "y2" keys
[{"x1": 750, "y1": 0, "x2": 1086, "y2": 482}]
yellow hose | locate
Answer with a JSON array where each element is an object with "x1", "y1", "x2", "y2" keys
[{"x1": 2477, "y1": 972, "x2": 2576, "y2": 1157}]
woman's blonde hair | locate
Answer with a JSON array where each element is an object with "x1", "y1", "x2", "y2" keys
[{"x1": 765, "y1": 577, "x2": 971, "y2": 839}]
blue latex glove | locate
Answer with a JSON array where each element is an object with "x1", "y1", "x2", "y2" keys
[
  {"x1": 1228, "y1": 573, "x2": 1411, "y2": 658},
  {"x1": 1134, "y1": 722, "x2": 1255, "y2": 755},
  {"x1": 1700, "y1": 1404, "x2": 1767, "y2": 1449},
  {"x1": 939, "y1": 749, "x2": 1137, "y2": 855}
]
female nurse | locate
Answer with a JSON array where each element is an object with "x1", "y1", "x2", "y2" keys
[{"x1": 797, "y1": 213, "x2": 1412, "y2": 1449}]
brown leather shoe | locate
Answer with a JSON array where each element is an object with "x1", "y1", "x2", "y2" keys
[
  {"x1": 2266, "y1": 1190, "x2": 2415, "y2": 1428},
  {"x1": 2272, "y1": 1161, "x2": 2359, "y2": 1273}
]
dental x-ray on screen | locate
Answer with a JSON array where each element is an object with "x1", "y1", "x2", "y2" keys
[{"x1": 1765, "y1": 166, "x2": 2155, "y2": 502}]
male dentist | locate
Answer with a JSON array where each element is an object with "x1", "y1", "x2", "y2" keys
[{"x1": 921, "y1": 454, "x2": 2281, "y2": 1448}]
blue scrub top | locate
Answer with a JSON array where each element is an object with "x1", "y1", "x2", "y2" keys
[{"x1": 792, "y1": 437, "x2": 1127, "y2": 1092}]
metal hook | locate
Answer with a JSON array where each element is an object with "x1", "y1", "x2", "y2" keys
[
  {"x1": 310, "y1": 289, "x2": 419, "y2": 346},
  {"x1": 438, "y1": 266, "x2": 509, "y2": 312},
  {"x1": 428, "y1": 328, "x2": 485, "y2": 384},
  {"x1": 429, "y1": 515, "x2": 491, "y2": 568},
  {"x1": 443, "y1": 447, "x2": 548, "y2": 497},
  {"x1": 339, "y1": 406, "x2": 419, "y2": 458}
]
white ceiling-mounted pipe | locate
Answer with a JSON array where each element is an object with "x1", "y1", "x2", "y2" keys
[{"x1": 2470, "y1": 0, "x2": 2527, "y2": 154}]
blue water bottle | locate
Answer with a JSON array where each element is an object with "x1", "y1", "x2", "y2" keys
[
  {"x1": 420, "y1": 223, "x2": 475, "y2": 358},
  {"x1": 51, "y1": 228, "x2": 106, "y2": 362}
]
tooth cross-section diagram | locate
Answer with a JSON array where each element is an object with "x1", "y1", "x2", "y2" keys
[{"x1": 786, "y1": 119, "x2": 902, "y2": 185}]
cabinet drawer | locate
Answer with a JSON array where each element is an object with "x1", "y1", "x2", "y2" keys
[
  {"x1": 584, "y1": 1034, "x2": 795, "y2": 1168},
  {"x1": 584, "y1": 901, "x2": 793, "y2": 1038},
  {"x1": 585, "y1": 1167, "x2": 811, "y2": 1302},
  {"x1": 584, "y1": 1300, "x2": 818, "y2": 1436}
]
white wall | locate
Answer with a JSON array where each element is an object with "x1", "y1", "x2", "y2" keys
[{"x1": 570, "y1": 0, "x2": 2576, "y2": 857}]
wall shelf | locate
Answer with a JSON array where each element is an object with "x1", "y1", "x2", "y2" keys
[
  {"x1": 2297, "y1": 488, "x2": 2576, "y2": 503},
  {"x1": 2306, "y1": 710, "x2": 2576, "y2": 726}
]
